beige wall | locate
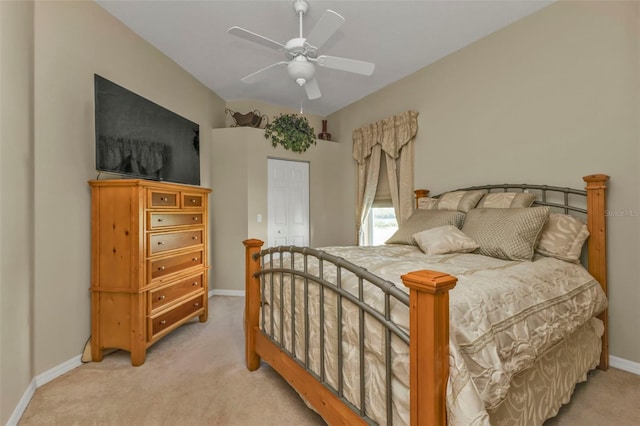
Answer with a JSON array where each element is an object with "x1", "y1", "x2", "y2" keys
[
  {"x1": 209, "y1": 127, "x2": 353, "y2": 292},
  {"x1": 3, "y1": 0, "x2": 639, "y2": 421},
  {"x1": 1, "y1": 1, "x2": 35, "y2": 423},
  {"x1": 329, "y1": 1, "x2": 640, "y2": 364},
  {"x1": 29, "y1": 0, "x2": 225, "y2": 380}
]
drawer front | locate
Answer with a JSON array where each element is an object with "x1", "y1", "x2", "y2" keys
[
  {"x1": 148, "y1": 213, "x2": 203, "y2": 229},
  {"x1": 149, "y1": 190, "x2": 179, "y2": 208},
  {"x1": 149, "y1": 230, "x2": 203, "y2": 254},
  {"x1": 149, "y1": 274, "x2": 204, "y2": 312},
  {"x1": 149, "y1": 250, "x2": 203, "y2": 280},
  {"x1": 150, "y1": 295, "x2": 204, "y2": 339},
  {"x1": 182, "y1": 193, "x2": 203, "y2": 208}
]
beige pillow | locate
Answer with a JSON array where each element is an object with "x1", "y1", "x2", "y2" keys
[
  {"x1": 461, "y1": 207, "x2": 551, "y2": 261},
  {"x1": 385, "y1": 210, "x2": 466, "y2": 245},
  {"x1": 536, "y1": 213, "x2": 590, "y2": 262},
  {"x1": 476, "y1": 192, "x2": 536, "y2": 208},
  {"x1": 419, "y1": 190, "x2": 487, "y2": 213},
  {"x1": 413, "y1": 225, "x2": 479, "y2": 255},
  {"x1": 417, "y1": 197, "x2": 439, "y2": 210}
]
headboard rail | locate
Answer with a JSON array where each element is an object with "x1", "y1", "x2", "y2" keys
[{"x1": 422, "y1": 183, "x2": 588, "y2": 215}]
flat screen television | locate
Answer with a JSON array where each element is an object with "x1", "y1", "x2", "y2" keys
[{"x1": 94, "y1": 74, "x2": 200, "y2": 185}]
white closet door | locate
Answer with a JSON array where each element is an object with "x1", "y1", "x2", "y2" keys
[{"x1": 267, "y1": 159, "x2": 309, "y2": 248}]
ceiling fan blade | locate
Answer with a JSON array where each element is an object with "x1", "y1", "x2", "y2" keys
[
  {"x1": 241, "y1": 61, "x2": 288, "y2": 84},
  {"x1": 228, "y1": 26, "x2": 286, "y2": 52},
  {"x1": 305, "y1": 78, "x2": 321, "y2": 100},
  {"x1": 316, "y1": 55, "x2": 375, "y2": 76},
  {"x1": 305, "y1": 10, "x2": 345, "y2": 50}
]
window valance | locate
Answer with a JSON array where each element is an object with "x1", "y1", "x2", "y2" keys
[{"x1": 352, "y1": 110, "x2": 418, "y2": 164}]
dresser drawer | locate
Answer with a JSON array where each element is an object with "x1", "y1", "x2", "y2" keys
[
  {"x1": 182, "y1": 193, "x2": 203, "y2": 208},
  {"x1": 148, "y1": 212, "x2": 203, "y2": 229},
  {"x1": 149, "y1": 294, "x2": 205, "y2": 340},
  {"x1": 149, "y1": 230, "x2": 203, "y2": 254},
  {"x1": 149, "y1": 250, "x2": 203, "y2": 280},
  {"x1": 149, "y1": 190, "x2": 179, "y2": 208},
  {"x1": 149, "y1": 273, "x2": 204, "y2": 313}
]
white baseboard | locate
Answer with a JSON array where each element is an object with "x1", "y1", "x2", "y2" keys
[
  {"x1": 6, "y1": 378, "x2": 36, "y2": 426},
  {"x1": 6, "y1": 355, "x2": 82, "y2": 425},
  {"x1": 209, "y1": 289, "x2": 245, "y2": 297},
  {"x1": 610, "y1": 355, "x2": 640, "y2": 375},
  {"x1": 34, "y1": 354, "x2": 83, "y2": 387}
]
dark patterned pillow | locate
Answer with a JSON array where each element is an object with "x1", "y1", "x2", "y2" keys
[
  {"x1": 461, "y1": 207, "x2": 551, "y2": 261},
  {"x1": 385, "y1": 210, "x2": 466, "y2": 245}
]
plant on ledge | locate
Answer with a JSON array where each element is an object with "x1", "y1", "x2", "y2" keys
[{"x1": 264, "y1": 113, "x2": 316, "y2": 153}]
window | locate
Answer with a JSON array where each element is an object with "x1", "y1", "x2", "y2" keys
[{"x1": 365, "y1": 207, "x2": 398, "y2": 246}]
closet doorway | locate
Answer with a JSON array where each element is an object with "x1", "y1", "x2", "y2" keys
[{"x1": 267, "y1": 158, "x2": 310, "y2": 248}]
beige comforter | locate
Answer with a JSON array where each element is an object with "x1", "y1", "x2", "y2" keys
[{"x1": 260, "y1": 244, "x2": 607, "y2": 425}]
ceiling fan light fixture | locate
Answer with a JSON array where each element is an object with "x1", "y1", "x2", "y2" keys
[{"x1": 287, "y1": 56, "x2": 315, "y2": 86}]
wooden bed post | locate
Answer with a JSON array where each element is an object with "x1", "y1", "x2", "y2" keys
[
  {"x1": 583, "y1": 174, "x2": 610, "y2": 371},
  {"x1": 414, "y1": 189, "x2": 429, "y2": 209},
  {"x1": 401, "y1": 270, "x2": 458, "y2": 426},
  {"x1": 243, "y1": 239, "x2": 264, "y2": 371}
]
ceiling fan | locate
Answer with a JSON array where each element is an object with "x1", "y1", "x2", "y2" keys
[{"x1": 227, "y1": 0, "x2": 375, "y2": 100}]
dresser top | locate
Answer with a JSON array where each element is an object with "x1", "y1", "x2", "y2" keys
[{"x1": 88, "y1": 178, "x2": 211, "y2": 193}]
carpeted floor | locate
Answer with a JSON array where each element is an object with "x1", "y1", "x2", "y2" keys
[{"x1": 19, "y1": 296, "x2": 640, "y2": 425}]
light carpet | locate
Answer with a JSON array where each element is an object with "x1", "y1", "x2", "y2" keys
[{"x1": 19, "y1": 296, "x2": 640, "y2": 425}]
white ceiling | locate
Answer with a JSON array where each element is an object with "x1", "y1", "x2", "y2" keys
[{"x1": 96, "y1": 0, "x2": 553, "y2": 116}]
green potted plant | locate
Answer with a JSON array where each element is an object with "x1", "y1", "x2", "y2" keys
[{"x1": 264, "y1": 113, "x2": 316, "y2": 153}]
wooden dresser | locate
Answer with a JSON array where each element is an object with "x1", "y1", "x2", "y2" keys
[{"x1": 89, "y1": 179, "x2": 212, "y2": 366}]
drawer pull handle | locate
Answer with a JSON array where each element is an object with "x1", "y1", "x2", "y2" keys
[
  {"x1": 160, "y1": 320, "x2": 166, "y2": 325},
  {"x1": 161, "y1": 197, "x2": 168, "y2": 202},
  {"x1": 192, "y1": 257, "x2": 199, "y2": 262},
  {"x1": 157, "y1": 241, "x2": 165, "y2": 245},
  {"x1": 192, "y1": 236, "x2": 198, "y2": 240},
  {"x1": 158, "y1": 266, "x2": 165, "y2": 271},
  {"x1": 193, "y1": 302, "x2": 200, "y2": 307},
  {"x1": 157, "y1": 218, "x2": 164, "y2": 222},
  {"x1": 192, "y1": 217, "x2": 199, "y2": 221},
  {"x1": 190, "y1": 199, "x2": 197, "y2": 203},
  {"x1": 158, "y1": 295, "x2": 166, "y2": 300},
  {"x1": 192, "y1": 282, "x2": 199, "y2": 286}
]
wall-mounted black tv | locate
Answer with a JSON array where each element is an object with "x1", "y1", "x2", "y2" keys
[{"x1": 94, "y1": 74, "x2": 200, "y2": 185}]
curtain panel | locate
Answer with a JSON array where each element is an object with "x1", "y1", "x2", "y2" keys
[{"x1": 352, "y1": 110, "x2": 418, "y2": 243}]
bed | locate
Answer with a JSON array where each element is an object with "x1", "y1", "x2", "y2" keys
[{"x1": 242, "y1": 174, "x2": 609, "y2": 425}]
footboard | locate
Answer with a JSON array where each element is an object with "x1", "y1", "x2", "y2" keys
[{"x1": 243, "y1": 240, "x2": 456, "y2": 425}]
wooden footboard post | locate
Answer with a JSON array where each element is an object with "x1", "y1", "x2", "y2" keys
[
  {"x1": 402, "y1": 270, "x2": 457, "y2": 426},
  {"x1": 583, "y1": 174, "x2": 610, "y2": 371},
  {"x1": 243, "y1": 239, "x2": 264, "y2": 371}
]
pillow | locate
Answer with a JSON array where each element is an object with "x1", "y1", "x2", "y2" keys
[
  {"x1": 417, "y1": 197, "x2": 439, "y2": 210},
  {"x1": 476, "y1": 192, "x2": 536, "y2": 208},
  {"x1": 536, "y1": 213, "x2": 590, "y2": 262},
  {"x1": 419, "y1": 190, "x2": 487, "y2": 213},
  {"x1": 385, "y1": 210, "x2": 466, "y2": 245},
  {"x1": 413, "y1": 225, "x2": 479, "y2": 255},
  {"x1": 461, "y1": 207, "x2": 551, "y2": 261}
]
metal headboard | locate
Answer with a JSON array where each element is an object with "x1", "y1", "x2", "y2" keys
[{"x1": 421, "y1": 183, "x2": 588, "y2": 215}]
